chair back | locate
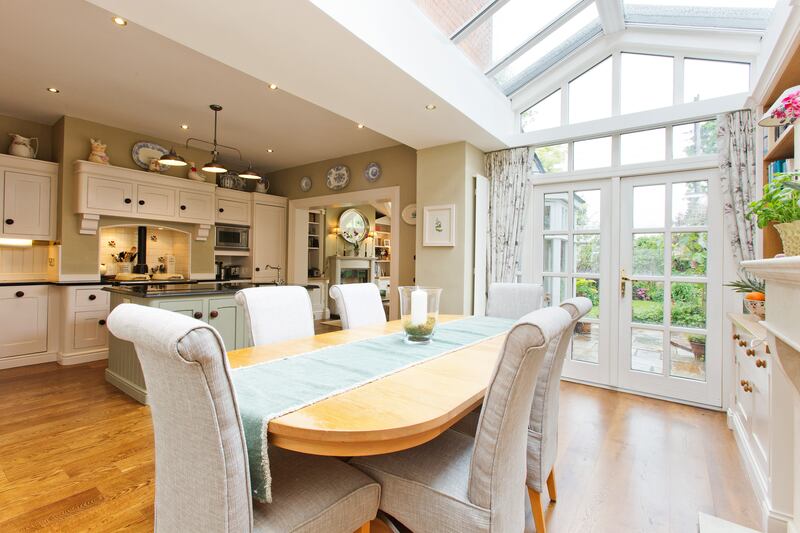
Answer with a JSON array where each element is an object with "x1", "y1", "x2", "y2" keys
[
  {"x1": 235, "y1": 286, "x2": 314, "y2": 345},
  {"x1": 527, "y1": 297, "x2": 593, "y2": 491},
  {"x1": 106, "y1": 304, "x2": 252, "y2": 533},
  {"x1": 486, "y1": 283, "x2": 543, "y2": 319},
  {"x1": 329, "y1": 283, "x2": 387, "y2": 330},
  {"x1": 468, "y1": 306, "x2": 572, "y2": 531}
]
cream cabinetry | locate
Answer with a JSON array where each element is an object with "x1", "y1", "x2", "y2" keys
[
  {"x1": 0, "y1": 285, "x2": 48, "y2": 359},
  {"x1": 252, "y1": 195, "x2": 287, "y2": 283},
  {"x1": 216, "y1": 188, "x2": 251, "y2": 226},
  {"x1": 307, "y1": 279, "x2": 329, "y2": 320},
  {"x1": 75, "y1": 160, "x2": 215, "y2": 239},
  {"x1": 58, "y1": 284, "x2": 110, "y2": 365},
  {"x1": 0, "y1": 154, "x2": 57, "y2": 240}
]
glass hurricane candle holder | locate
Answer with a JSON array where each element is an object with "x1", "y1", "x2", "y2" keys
[{"x1": 398, "y1": 286, "x2": 442, "y2": 344}]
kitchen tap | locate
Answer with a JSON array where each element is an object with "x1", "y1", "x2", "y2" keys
[{"x1": 265, "y1": 265, "x2": 283, "y2": 285}]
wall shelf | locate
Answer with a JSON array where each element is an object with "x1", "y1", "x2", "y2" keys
[{"x1": 764, "y1": 125, "x2": 794, "y2": 162}]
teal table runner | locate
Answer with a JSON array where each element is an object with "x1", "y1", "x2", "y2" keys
[{"x1": 231, "y1": 315, "x2": 516, "y2": 503}]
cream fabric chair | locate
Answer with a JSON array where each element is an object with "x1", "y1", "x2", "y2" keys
[
  {"x1": 235, "y1": 286, "x2": 314, "y2": 345},
  {"x1": 351, "y1": 306, "x2": 573, "y2": 533},
  {"x1": 485, "y1": 283, "x2": 544, "y2": 319},
  {"x1": 107, "y1": 303, "x2": 379, "y2": 533},
  {"x1": 329, "y1": 283, "x2": 387, "y2": 330}
]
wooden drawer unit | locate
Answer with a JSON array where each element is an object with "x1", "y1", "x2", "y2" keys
[{"x1": 74, "y1": 287, "x2": 110, "y2": 309}]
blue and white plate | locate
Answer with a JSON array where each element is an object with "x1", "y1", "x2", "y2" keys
[
  {"x1": 131, "y1": 141, "x2": 168, "y2": 170},
  {"x1": 326, "y1": 165, "x2": 350, "y2": 190},
  {"x1": 364, "y1": 162, "x2": 381, "y2": 183}
]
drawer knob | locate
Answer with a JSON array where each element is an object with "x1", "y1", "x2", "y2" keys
[
  {"x1": 88, "y1": 294, "x2": 97, "y2": 301},
  {"x1": 124, "y1": 198, "x2": 132, "y2": 204},
  {"x1": 740, "y1": 379, "x2": 748, "y2": 387},
  {"x1": 746, "y1": 348, "x2": 755, "y2": 356},
  {"x1": 218, "y1": 208, "x2": 224, "y2": 213},
  {"x1": 255, "y1": 267, "x2": 260, "y2": 272},
  {"x1": 733, "y1": 333, "x2": 740, "y2": 340},
  {"x1": 180, "y1": 205, "x2": 187, "y2": 210},
  {"x1": 209, "y1": 310, "x2": 219, "y2": 318},
  {"x1": 756, "y1": 359, "x2": 767, "y2": 368},
  {"x1": 738, "y1": 340, "x2": 747, "y2": 347},
  {"x1": 5, "y1": 218, "x2": 13, "y2": 225},
  {"x1": 743, "y1": 384, "x2": 753, "y2": 393},
  {"x1": 138, "y1": 200, "x2": 145, "y2": 205},
  {"x1": 193, "y1": 311, "x2": 203, "y2": 319},
  {"x1": 98, "y1": 319, "x2": 106, "y2": 326},
  {"x1": 15, "y1": 290, "x2": 24, "y2": 297}
]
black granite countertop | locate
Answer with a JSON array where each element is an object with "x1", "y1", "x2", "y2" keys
[
  {"x1": 0, "y1": 280, "x2": 114, "y2": 287},
  {"x1": 103, "y1": 282, "x2": 319, "y2": 298}
]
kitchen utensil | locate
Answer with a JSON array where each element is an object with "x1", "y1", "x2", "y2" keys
[{"x1": 8, "y1": 134, "x2": 38, "y2": 158}]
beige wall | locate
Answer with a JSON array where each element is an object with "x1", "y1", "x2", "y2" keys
[
  {"x1": 57, "y1": 116, "x2": 216, "y2": 276},
  {"x1": 268, "y1": 144, "x2": 416, "y2": 287},
  {"x1": 0, "y1": 113, "x2": 55, "y2": 162},
  {"x1": 415, "y1": 142, "x2": 483, "y2": 315}
]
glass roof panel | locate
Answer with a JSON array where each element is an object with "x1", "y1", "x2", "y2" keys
[
  {"x1": 623, "y1": 0, "x2": 774, "y2": 29},
  {"x1": 413, "y1": 0, "x2": 495, "y2": 37},
  {"x1": 456, "y1": 0, "x2": 580, "y2": 72}
]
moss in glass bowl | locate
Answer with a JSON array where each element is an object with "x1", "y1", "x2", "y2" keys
[{"x1": 403, "y1": 316, "x2": 437, "y2": 338}]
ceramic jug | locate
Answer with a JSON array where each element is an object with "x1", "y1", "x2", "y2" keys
[{"x1": 8, "y1": 134, "x2": 38, "y2": 159}]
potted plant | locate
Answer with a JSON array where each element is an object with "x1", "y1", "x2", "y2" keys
[
  {"x1": 687, "y1": 334, "x2": 706, "y2": 359},
  {"x1": 747, "y1": 174, "x2": 800, "y2": 255},
  {"x1": 726, "y1": 273, "x2": 766, "y2": 319}
]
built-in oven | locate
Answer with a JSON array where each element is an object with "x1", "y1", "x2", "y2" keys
[{"x1": 215, "y1": 224, "x2": 249, "y2": 250}]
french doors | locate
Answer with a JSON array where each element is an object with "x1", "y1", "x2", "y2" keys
[{"x1": 531, "y1": 170, "x2": 722, "y2": 407}]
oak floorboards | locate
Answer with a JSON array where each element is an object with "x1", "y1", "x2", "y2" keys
[{"x1": 0, "y1": 362, "x2": 759, "y2": 532}]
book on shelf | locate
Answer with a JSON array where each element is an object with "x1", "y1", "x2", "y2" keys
[{"x1": 768, "y1": 158, "x2": 796, "y2": 181}]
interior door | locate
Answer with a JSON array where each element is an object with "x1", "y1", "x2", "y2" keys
[
  {"x1": 532, "y1": 180, "x2": 612, "y2": 385},
  {"x1": 618, "y1": 171, "x2": 722, "y2": 406}
]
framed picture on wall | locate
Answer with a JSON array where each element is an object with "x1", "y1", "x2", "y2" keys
[{"x1": 423, "y1": 204, "x2": 455, "y2": 247}]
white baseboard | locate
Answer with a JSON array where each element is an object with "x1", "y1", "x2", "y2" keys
[
  {"x1": 0, "y1": 351, "x2": 57, "y2": 370},
  {"x1": 57, "y1": 348, "x2": 108, "y2": 366}
]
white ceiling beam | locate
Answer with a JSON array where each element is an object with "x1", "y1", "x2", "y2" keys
[
  {"x1": 596, "y1": 0, "x2": 626, "y2": 35},
  {"x1": 451, "y1": 0, "x2": 512, "y2": 43}
]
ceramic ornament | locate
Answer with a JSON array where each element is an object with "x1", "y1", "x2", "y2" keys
[
  {"x1": 88, "y1": 139, "x2": 110, "y2": 165},
  {"x1": 187, "y1": 162, "x2": 205, "y2": 181}
]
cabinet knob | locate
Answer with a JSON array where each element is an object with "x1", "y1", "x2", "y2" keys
[
  {"x1": 88, "y1": 294, "x2": 97, "y2": 301},
  {"x1": 756, "y1": 359, "x2": 767, "y2": 368},
  {"x1": 124, "y1": 198, "x2": 132, "y2": 204},
  {"x1": 746, "y1": 348, "x2": 755, "y2": 356},
  {"x1": 743, "y1": 384, "x2": 753, "y2": 393},
  {"x1": 255, "y1": 267, "x2": 260, "y2": 272},
  {"x1": 138, "y1": 200, "x2": 145, "y2": 205},
  {"x1": 733, "y1": 333, "x2": 740, "y2": 340},
  {"x1": 98, "y1": 319, "x2": 106, "y2": 326},
  {"x1": 218, "y1": 208, "x2": 224, "y2": 213},
  {"x1": 180, "y1": 205, "x2": 187, "y2": 210},
  {"x1": 738, "y1": 340, "x2": 747, "y2": 347},
  {"x1": 209, "y1": 310, "x2": 219, "y2": 318},
  {"x1": 15, "y1": 290, "x2": 24, "y2": 297},
  {"x1": 193, "y1": 311, "x2": 203, "y2": 319},
  {"x1": 740, "y1": 379, "x2": 748, "y2": 387},
  {"x1": 5, "y1": 219, "x2": 13, "y2": 225}
]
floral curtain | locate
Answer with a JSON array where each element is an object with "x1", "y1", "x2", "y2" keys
[
  {"x1": 485, "y1": 147, "x2": 534, "y2": 283},
  {"x1": 718, "y1": 110, "x2": 758, "y2": 266}
]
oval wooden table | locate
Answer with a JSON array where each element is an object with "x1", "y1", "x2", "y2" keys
[{"x1": 226, "y1": 315, "x2": 508, "y2": 456}]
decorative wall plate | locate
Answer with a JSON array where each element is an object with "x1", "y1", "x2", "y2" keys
[
  {"x1": 299, "y1": 176, "x2": 312, "y2": 192},
  {"x1": 401, "y1": 204, "x2": 417, "y2": 225},
  {"x1": 326, "y1": 165, "x2": 351, "y2": 190},
  {"x1": 364, "y1": 162, "x2": 381, "y2": 183},
  {"x1": 131, "y1": 141, "x2": 168, "y2": 170}
]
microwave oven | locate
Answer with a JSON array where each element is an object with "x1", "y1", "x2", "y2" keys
[{"x1": 215, "y1": 225, "x2": 249, "y2": 250}]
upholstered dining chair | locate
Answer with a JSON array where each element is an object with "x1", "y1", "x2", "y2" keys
[
  {"x1": 329, "y1": 283, "x2": 387, "y2": 330},
  {"x1": 351, "y1": 306, "x2": 573, "y2": 533},
  {"x1": 107, "y1": 303, "x2": 379, "y2": 533},
  {"x1": 235, "y1": 286, "x2": 315, "y2": 345},
  {"x1": 485, "y1": 283, "x2": 544, "y2": 319}
]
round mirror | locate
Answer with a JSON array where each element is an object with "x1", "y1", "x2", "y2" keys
[{"x1": 339, "y1": 209, "x2": 369, "y2": 244}]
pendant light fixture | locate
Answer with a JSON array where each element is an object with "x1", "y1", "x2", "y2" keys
[
  {"x1": 238, "y1": 162, "x2": 261, "y2": 180},
  {"x1": 158, "y1": 147, "x2": 187, "y2": 167}
]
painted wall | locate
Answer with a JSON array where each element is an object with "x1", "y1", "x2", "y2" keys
[
  {"x1": 415, "y1": 142, "x2": 483, "y2": 314},
  {"x1": 56, "y1": 116, "x2": 216, "y2": 276},
  {"x1": 0, "y1": 113, "x2": 55, "y2": 162},
  {"x1": 268, "y1": 144, "x2": 416, "y2": 287}
]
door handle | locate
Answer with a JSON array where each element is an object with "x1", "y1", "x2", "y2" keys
[{"x1": 620, "y1": 269, "x2": 631, "y2": 298}]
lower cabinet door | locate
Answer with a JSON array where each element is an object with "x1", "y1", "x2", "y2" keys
[
  {"x1": 0, "y1": 285, "x2": 48, "y2": 357},
  {"x1": 74, "y1": 310, "x2": 109, "y2": 350},
  {"x1": 208, "y1": 297, "x2": 245, "y2": 350},
  {"x1": 157, "y1": 299, "x2": 207, "y2": 320}
]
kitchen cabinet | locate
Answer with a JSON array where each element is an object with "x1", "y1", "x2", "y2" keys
[
  {"x1": 136, "y1": 184, "x2": 175, "y2": 218},
  {"x1": 252, "y1": 196, "x2": 287, "y2": 283},
  {"x1": 178, "y1": 189, "x2": 214, "y2": 223},
  {"x1": 216, "y1": 188, "x2": 251, "y2": 226},
  {"x1": 0, "y1": 285, "x2": 48, "y2": 358},
  {"x1": 158, "y1": 298, "x2": 206, "y2": 318},
  {"x1": 86, "y1": 176, "x2": 134, "y2": 215},
  {"x1": 73, "y1": 310, "x2": 108, "y2": 350},
  {"x1": 0, "y1": 154, "x2": 58, "y2": 240},
  {"x1": 208, "y1": 297, "x2": 245, "y2": 349},
  {"x1": 59, "y1": 284, "x2": 111, "y2": 366}
]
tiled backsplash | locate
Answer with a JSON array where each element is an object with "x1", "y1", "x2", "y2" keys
[{"x1": 99, "y1": 226, "x2": 190, "y2": 277}]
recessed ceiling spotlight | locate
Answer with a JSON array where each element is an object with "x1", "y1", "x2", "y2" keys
[
  {"x1": 357, "y1": 123, "x2": 365, "y2": 129},
  {"x1": 267, "y1": 148, "x2": 274, "y2": 153},
  {"x1": 425, "y1": 104, "x2": 437, "y2": 110},
  {"x1": 46, "y1": 87, "x2": 60, "y2": 94},
  {"x1": 180, "y1": 124, "x2": 189, "y2": 130},
  {"x1": 112, "y1": 16, "x2": 127, "y2": 26},
  {"x1": 268, "y1": 83, "x2": 278, "y2": 90}
]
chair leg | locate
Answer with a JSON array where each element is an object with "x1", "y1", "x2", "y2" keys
[
  {"x1": 528, "y1": 487, "x2": 546, "y2": 533},
  {"x1": 546, "y1": 468, "x2": 557, "y2": 502}
]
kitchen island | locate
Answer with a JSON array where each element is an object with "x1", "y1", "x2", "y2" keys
[{"x1": 104, "y1": 282, "x2": 318, "y2": 403}]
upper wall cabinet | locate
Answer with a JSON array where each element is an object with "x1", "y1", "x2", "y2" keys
[
  {"x1": 74, "y1": 160, "x2": 216, "y2": 240},
  {"x1": 0, "y1": 154, "x2": 58, "y2": 241},
  {"x1": 215, "y1": 188, "x2": 252, "y2": 226}
]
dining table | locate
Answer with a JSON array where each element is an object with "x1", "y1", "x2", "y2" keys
[{"x1": 226, "y1": 315, "x2": 510, "y2": 457}]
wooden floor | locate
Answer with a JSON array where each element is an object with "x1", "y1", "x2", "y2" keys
[{"x1": 0, "y1": 361, "x2": 760, "y2": 532}]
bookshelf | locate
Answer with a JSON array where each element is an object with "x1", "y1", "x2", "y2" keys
[{"x1": 308, "y1": 209, "x2": 324, "y2": 275}]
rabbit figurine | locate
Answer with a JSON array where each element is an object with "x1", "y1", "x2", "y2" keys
[{"x1": 88, "y1": 139, "x2": 110, "y2": 165}]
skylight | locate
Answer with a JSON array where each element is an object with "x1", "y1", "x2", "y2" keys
[{"x1": 623, "y1": 0, "x2": 774, "y2": 29}]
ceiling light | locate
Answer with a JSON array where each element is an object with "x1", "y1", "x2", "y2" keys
[
  {"x1": 46, "y1": 87, "x2": 59, "y2": 93},
  {"x1": 238, "y1": 163, "x2": 261, "y2": 180},
  {"x1": 267, "y1": 148, "x2": 274, "y2": 153},
  {"x1": 202, "y1": 153, "x2": 227, "y2": 173},
  {"x1": 112, "y1": 16, "x2": 127, "y2": 26},
  {"x1": 184, "y1": 104, "x2": 247, "y2": 174},
  {"x1": 158, "y1": 147, "x2": 187, "y2": 167},
  {"x1": 268, "y1": 83, "x2": 278, "y2": 90},
  {"x1": 357, "y1": 123, "x2": 365, "y2": 129},
  {"x1": 425, "y1": 104, "x2": 437, "y2": 110},
  {"x1": 180, "y1": 124, "x2": 189, "y2": 130}
]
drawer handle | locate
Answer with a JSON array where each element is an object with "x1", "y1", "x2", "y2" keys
[
  {"x1": 218, "y1": 208, "x2": 224, "y2": 213},
  {"x1": 180, "y1": 205, "x2": 187, "y2": 210},
  {"x1": 15, "y1": 290, "x2": 24, "y2": 297},
  {"x1": 98, "y1": 319, "x2": 106, "y2": 326},
  {"x1": 124, "y1": 198, "x2": 132, "y2": 204},
  {"x1": 738, "y1": 340, "x2": 747, "y2": 347},
  {"x1": 740, "y1": 379, "x2": 748, "y2": 387},
  {"x1": 139, "y1": 200, "x2": 145, "y2": 205},
  {"x1": 88, "y1": 294, "x2": 97, "y2": 301},
  {"x1": 209, "y1": 310, "x2": 219, "y2": 318},
  {"x1": 193, "y1": 311, "x2": 203, "y2": 319},
  {"x1": 746, "y1": 348, "x2": 755, "y2": 356},
  {"x1": 743, "y1": 384, "x2": 753, "y2": 393},
  {"x1": 5, "y1": 218, "x2": 13, "y2": 225},
  {"x1": 756, "y1": 359, "x2": 767, "y2": 368},
  {"x1": 733, "y1": 333, "x2": 740, "y2": 340}
]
